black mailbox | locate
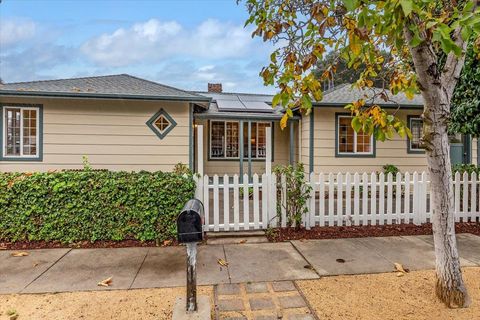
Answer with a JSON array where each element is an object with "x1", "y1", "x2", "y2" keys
[{"x1": 177, "y1": 199, "x2": 204, "y2": 243}]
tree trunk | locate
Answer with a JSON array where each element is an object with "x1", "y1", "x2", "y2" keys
[
  {"x1": 422, "y1": 87, "x2": 470, "y2": 308},
  {"x1": 405, "y1": 28, "x2": 470, "y2": 308}
]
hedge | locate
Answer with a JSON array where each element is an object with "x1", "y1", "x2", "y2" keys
[{"x1": 0, "y1": 170, "x2": 196, "y2": 243}]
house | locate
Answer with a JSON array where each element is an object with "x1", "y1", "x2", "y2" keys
[{"x1": 0, "y1": 74, "x2": 477, "y2": 175}]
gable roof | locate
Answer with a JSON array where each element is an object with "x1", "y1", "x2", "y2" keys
[{"x1": 0, "y1": 74, "x2": 210, "y2": 102}]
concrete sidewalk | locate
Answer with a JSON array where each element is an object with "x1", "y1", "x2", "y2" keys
[{"x1": 1, "y1": 234, "x2": 480, "y2": 294}]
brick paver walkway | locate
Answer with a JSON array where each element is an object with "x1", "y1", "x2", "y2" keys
[{"x1": 214, "y1": 281, "x2": 316, "y2": 320}]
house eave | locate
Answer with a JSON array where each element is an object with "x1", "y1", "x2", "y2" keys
[
  {"x1": 312, "y1": 102, "x2": 424, "y2": 109},
  {"x1": 0, "y1": 90, "x2": 212, "y2": 104}
]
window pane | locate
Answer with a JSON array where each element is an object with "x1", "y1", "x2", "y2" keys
[
  {"x1": 23, "y1": 109, "x2": 38, "y2": 156},
  {"x1": 211, "y1": 121, "x2": 225, "y2": 158},
  {"x1": 410, "y1": 118, "x2": 423, "y2": 150},
  {"x1": 256, "y1": 123, "x2": 270, "y2": 158},
  {"x1": 338, "y1": 117, "x2": 354, "y2": 153},
  {"x1": 356, "y1": 131, "x2": 372, "y2": 153},
  {"x1": 226, "y1": 122, "x2": 239, "y2": 157},
  {"x1": 5, "y1": 108, "x2": 21, "y2": 156}
]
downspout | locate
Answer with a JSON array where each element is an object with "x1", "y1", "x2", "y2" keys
[{"x1": 309, "y1": 109, "x2": 314, "y2": 173}]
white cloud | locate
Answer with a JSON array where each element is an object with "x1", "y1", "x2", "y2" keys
[
  {"x1": 81, "y1": 18, "x2": 267, "y2": 67},
  {"x1": 0, "y1": 18, "x2": 36, "y2": 47}
]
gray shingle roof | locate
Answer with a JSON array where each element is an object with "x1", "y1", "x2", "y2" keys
[
  {"x1": 319, "y1": 84, "x2": 424, "y2": 107},
  {"x1": 0, "y1": 74, "x2": 210, "y2": 101}
]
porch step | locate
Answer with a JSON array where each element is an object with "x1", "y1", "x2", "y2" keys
[{"x1": 206, "y1": 230, "x2": 268, "y2": 245}]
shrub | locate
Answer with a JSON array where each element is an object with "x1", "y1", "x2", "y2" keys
[
  {"x1": 273, "y1": 163, "x2": 311, "y2": 228},
  {"x1": 452, "y1": 163, "x2": 480, "y2": 176},
  {"x1": 0, "y1": 169, "x2": 196, "y2": 243},
  {"x1": 382, "y1": 164, "x2": 399, "y2": 176}
]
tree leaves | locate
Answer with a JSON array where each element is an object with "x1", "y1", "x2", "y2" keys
[{"x1": 399, "y1": 0, "x2": 413, "y2": 17}]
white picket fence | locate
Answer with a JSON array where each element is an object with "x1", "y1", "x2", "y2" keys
[{"x1": 195, "y1": 171, "x2": 480, "y2": 232}]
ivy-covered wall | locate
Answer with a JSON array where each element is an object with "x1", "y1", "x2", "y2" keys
[{"x1": 0, "y1": 170, "x2": 196, "y2": 243}]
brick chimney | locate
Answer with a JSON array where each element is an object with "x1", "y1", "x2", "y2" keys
[{"x1": 208, "y1": 83, "x2": 222, "y2": 93}]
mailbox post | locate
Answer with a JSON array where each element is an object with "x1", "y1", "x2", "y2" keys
[{"x1": 177, "y1": 199, "x2": 204, "y2": 313}]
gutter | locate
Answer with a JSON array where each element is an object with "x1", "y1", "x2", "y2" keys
[{"x1": 0, "y1": 90, "x2": 212, "y2": 104}]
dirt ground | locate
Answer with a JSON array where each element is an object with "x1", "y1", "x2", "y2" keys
[
  {"x1": 0, "y1": 286, "x2": 213, "y2": 320},
  {"x1": 298, "y1": 267, "x2": 480, "y2": 320}
]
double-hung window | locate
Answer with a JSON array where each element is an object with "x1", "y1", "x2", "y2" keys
[
  {"x1": 336, "y1": 115, "x2": 374, "y2": 156},
  {"x1": 210, "y1": 120, "x2": 271, "y2": 159},
  {"x1": 408, "y1": 116, "x2": 424, "y2": 153},
  {"x1": 2, "y1": 105, "x2": 41, "y2": 160}
]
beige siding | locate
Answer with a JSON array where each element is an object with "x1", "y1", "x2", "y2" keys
[
  {"x1": 198, "y1": 119, "x2": 294, "y2": 176},
  {"x1": 300, "y1": 112, "x2": 311, "y2": 173},
  {"x1": 0, "y1": 97, "x2": 191, "y2": 172},
  {"x1": 311, "y1": 107, "x2": 427, "y2": 173}
]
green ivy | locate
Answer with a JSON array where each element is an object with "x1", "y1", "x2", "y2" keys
[{"x1": 0, "y1": 170, "x2": 196, "y2": 243}]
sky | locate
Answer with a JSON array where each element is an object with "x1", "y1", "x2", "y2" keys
[{"x1": 0, "y1": 0, "x2": 277, "y2": 93}]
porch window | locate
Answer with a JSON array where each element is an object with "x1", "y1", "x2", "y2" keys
[
  {"x1": 408, "y1": 116, "x2": 424, "y2": 153},
  {"x1": 2, "y1": 106, "x2": 40, "y2": 159},
  {"x1": 210, "y1": 120, "x2": 271, "y2": 159},
  {"x1": 336, "y1": 115, "x2": 373, "y2": 156}
]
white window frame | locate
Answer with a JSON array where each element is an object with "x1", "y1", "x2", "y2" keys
[
  {"x1": 209, "y1": 120, "x2": 271, "y2": 160},
  {"x1": 2, "y1": 106, "x2": 40, "y2": 159},
  {"x1": 408, "y1": 117, "x2": 424, "y2": 152},
  {"x1": 337, "y1": 115, "x2": 374, "y2": 155}
]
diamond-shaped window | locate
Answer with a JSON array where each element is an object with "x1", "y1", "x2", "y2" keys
[{"x1": 146, "y1": 109, "x2": 177, "y2": 139}]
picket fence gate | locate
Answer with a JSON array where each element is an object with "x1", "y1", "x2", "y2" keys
[{"x1": 195, "y1": 171, "x2": 480, "y2": 232}]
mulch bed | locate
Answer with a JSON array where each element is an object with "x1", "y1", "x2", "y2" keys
[
  {"x1": 267, "y1": 222, "x2": 480, "y2": 242},
  {"x1": 0, "y1": 239, "x2": 180, "y2": 251},
  {"x1": 2, "y1": 223, "x2": 479, "y2": 249}
]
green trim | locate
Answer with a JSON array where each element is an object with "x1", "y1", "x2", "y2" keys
[
  {"x1": 464, "y1": 134, "x2": 472, "y2": 164},
  {"x1": 0, "y1": 90, "x2": 211, "y2": 103},
  {"x1": 309, "y1": 109, "x2": 314, "y2": 173},
  {"x1": 239, "y1": 121, "x2": 244, "y2": 180},
  {"x1": 194, "y1": 113, "x2": 301, "y2": 121},
  {"x1": 477, "y1": 138, "x2": 480, "y2": 165},
  {"x1": 334, "y1": 112, "x2": 376, "y2": 158},
  {"x1": 248, "y1": 121, "x2": 252, "y2": 180},
  {"x1": 0, "y1": 103, "x2": 44, "y2": 162},
  {"x1": 189, "y1": 104, "x2": 193, "y2": 170},
  {"x1": 406, "y1": 115, "x2": 425, "y2": 154},
  {"x1": 146, "y1": 108, "x2": 177, "y2": 140}
]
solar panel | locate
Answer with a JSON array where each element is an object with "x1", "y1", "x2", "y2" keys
[
  {"x1": 241, "y1": 101, "x2": 273, "y2": 112},
  {"x1": 216, "y1": 98, "x2": 246, "y2": 111}
]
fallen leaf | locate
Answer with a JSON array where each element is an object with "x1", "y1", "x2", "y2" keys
[
  {"x1": 163, "y1": 240, "x2": 172, "y2": 246},
  {"x1": 11, "y1": 251, "x2": 29, "y2": 257},
  {"x1": 238, "y1": 240, "x2": 247, "y2": 244},
  {"x1": 396, "y1": 272, "x2": 405, "y2": 277},
  {"x1": 217, "y1": 259, "x2": 228, "y2": 267},
  {"x1": 33, "y1": 263, "x2": 39, "y2": 267},
  {"x1": 304, "y1": 265, "x2": 314, "y2": 270},
  {"x1": 336, "y1": 258, "x2": 346, "y2": 263},
  {"x1": 394, "y1": 262, "x2": 409, "y2": 273},
  {"x1": 97, "y1": 277, "x2": 113, "y2": 287}
]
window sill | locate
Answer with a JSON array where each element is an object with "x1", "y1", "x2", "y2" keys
[
  {"x1": 335, "y1": 153, "x2": 376, "y2": 158},
  {"x1": 1, "y1": 156, "x2": 42, "y2": 162}
]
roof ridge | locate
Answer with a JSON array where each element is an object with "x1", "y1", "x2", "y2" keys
[
  {"x1": 125, "y1": 74, "x2": 208, "y2": 98},
  {"x1": 194, "y1": 90, "x2": 274, "y2": 96},
  {"x1": 3, "y1": 74, "x2": 129, "y2": 85}
]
